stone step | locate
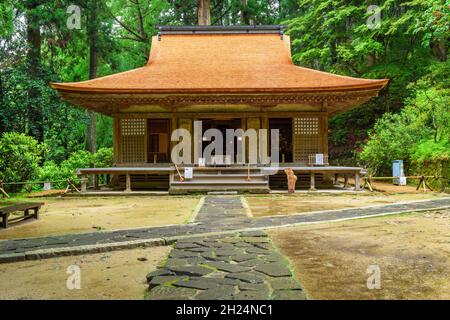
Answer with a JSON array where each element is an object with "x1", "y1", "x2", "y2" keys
[
  {"x1": 174, "y1": 175, "x2": 267, "y2": 182},
  {"x1": 169, "y1": 185, "x2": 270, "y2": 193},
  {"x1": 188, "y1": 173, "x2": 267, "y2": 178},
  {"x1": 171, "y1": 180, "x2": 268, "y2": 185}
]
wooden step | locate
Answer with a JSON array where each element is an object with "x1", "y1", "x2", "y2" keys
[{"x1": 171, "y1": 180, "x2": 268, "y2": 186}]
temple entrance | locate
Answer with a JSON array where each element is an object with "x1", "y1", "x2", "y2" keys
[
  {"x1": 269, "y1": 118, "x2": 293, "y2": 163},
  {"x1": 200, "y1": 118, "x2": 242, "y2": 164},
  {"x1": 147, "y1": 119, "x2": 170, "y2": 163}
]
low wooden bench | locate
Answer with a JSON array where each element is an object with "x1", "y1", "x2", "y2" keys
[{"x1": 0, "y1": 202, "x2": 44, "y2": 228}]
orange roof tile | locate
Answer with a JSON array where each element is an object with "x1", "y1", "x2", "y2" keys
[{"x1": 51, "y1": 33, "x2": 388, "y2": 94}]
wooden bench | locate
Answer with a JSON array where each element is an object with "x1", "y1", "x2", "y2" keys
[{"x1": 0, "y1": 202, "x2": 44, "y2": 228}]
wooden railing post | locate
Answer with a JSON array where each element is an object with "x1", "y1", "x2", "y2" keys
[
  {"x1": 354, "y1": 173, "x2": 360, "y2": 191},
  {"x1": 309, "y1": 172, "x2": 316, "y2": 191},
  {"x1": 125, "y1": 174, "x2": 132, "y2": 192},
  {"x1": 80, "y1": 176, "x2": 88, "y2": 193},
  {"x1": 344, "y1": 174, "x2": 349, "y2": 188}
]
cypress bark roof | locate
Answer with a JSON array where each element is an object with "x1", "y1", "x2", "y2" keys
[{"x1": 51, "y1": 32, "x2": 388, "y2": 94}]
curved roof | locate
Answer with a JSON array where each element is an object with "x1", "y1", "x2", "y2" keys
[{"x1": 51, "y1": 33, "x2": 388, "y2": 94}]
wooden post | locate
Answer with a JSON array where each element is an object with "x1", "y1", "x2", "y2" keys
[
  {"x1": 354, "y1": 173, "x2": 360, "y2": 191},
  {"x1": 125, "y1": 174, "x2": 132, "y2": 192},
  {"x1": 34, "y1": 207, "x2": 39, "y2": 220},
  {"x1": 2, "y1": 213, "x2": 9, "y2": 228},
  {"x1": 334, "y1": 173, "x2": 339, "y2": 185},
  {"x1": 344, "y1": 174, "x2": 349, "y2": 188},
  {"x1": 94, "y1": 174, "x2": 99, "y2": 190},
  {"x1": 364, "y1": 176, "x2": 374, "y2": 192},
  {"x1": 310, "y1": 172, "x2": 316, "y2": 191},
  {"x1": 80, "y1": 176, "x2": 87, "y2": 193},
  {"x1": 0, "y1": 180, "x2": 10, "y2": 198},
  {"x1": 424, "y1": 178, "x2": 433, "y2": 192}
]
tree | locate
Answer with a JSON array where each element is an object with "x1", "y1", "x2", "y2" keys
[
  {"x1": 85, "y1": 0, "x2": 100, "y2": 153},
  {"x1": 198, "y1": 0, "x2": 211, "y2": 25},
  {"x1": 25, "y1": 0, "x2": 44, "y2": 142}
]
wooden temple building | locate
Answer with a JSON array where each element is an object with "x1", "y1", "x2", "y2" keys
[{"x1": 51, "y1": 26, "x2": 388, "y2": 193}]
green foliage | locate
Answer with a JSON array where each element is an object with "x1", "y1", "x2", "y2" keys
[
  {"x1": 359, "y1": 113, "x2": 420, "y2": 174},
  {"x1": 93, "y1": 147, "x2": 114, "y2": 168},
  {"x1": 37, "y1": 147, "x2": 113, "y2": 185},
  {"x1": 0, "y1": 132, "x2": 46, "y2": 183},
  {"x1": 287, "y1": 0, "x2": 449, "y2": 165},
  {"x1": 60, "y1": 150, "x2": 94, "y2": 175},
  {"x1": 411, "y1": 139, "x2": 450, "y2": 164},
  {"x1": 359, "y1": 64, "x2": 450, "y2": 177}
]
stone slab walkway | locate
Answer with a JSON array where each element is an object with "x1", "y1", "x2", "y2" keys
[
  {"x1": 146, "y1": 231, "x2": 306, "y2": 300},
  {"x1": 1, "y1": 197, "x2": 449, "y2": 263}
]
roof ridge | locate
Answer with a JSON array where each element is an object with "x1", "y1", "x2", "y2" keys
[{"x1": 156, "y1": 25, "x2": 286, "y2": 38}]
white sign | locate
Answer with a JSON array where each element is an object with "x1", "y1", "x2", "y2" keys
[
  {"x1": 184, "y1": 167, "x2": 193, "y2": 179},
  {"x1": 315, "y1": 154, "x2": 324, "y2": 165}
]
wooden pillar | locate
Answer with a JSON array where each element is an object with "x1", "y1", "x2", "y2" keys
[
  {"x1": 178, "y1": 118, "x2": 193, "y2": 164},
  {"x1": 170, "y1": 116, "x2": 177, "y2": 161},
  {"x1": 94, "y1": 174, "x2": 99, "y2": 190},
  {"x1": 261, "y1": 114, "x2": 269, "y2": 164},
  {"x1": 321, "y1": 110, "x2": 329, "y2": 156},
  {"x1": 2, "y1": 213, "x2": 9, "y2": 228},
  {"x1": 34, "y1": 207, "x2": 39, "y2": 220},
  {"x1": 80, "y1": 176, "x2": 87, "y2": 193},
  {"x1": 354, "y1": 173, "x2": 360, "y2": 191},
  {"x1": 310, "y1": 172, "x2": 316, "y2": 191},
  {"x1": 246, "y1": 117, "x2": 260, "y2": 164},
  {"x1": 125, "y1": 174, "x2": 131, "y2": 192},
  {"x1": 344, "y1": 174, "x2": 349, "y2": 188},
  {"x1": 334, "y1": 173, "x2": 339, "y2": 185},
  {"x1": 113, "y1": 117, "x2": 121, "y2": 164}
]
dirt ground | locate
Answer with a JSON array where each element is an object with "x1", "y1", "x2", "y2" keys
[
  {"x1": 0, "y1": 196, "x2": 199, "y2": 240},
  {"x1": 269, "y1": 209, "x2": 450, "y2": 300},
  {"x1": 245, "y1": 192, "x2": 447, "y2": 217},
  {"x1": 0, "y1": 246, "x2": 171, "y2": 300}
]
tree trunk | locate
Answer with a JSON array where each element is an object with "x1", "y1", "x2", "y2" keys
[
  {"x1": 240, "y1": 0, "x2": 250, "y2": 24},
  {"x1": 86, "y1": 2, "x2": 99, "y2": 153},
  {"x1": 197, "y1": 0, "x2": 211, "y2": 25},
  {"x1": 26, "y1": 1, "x2": 43, "y2": 142},
  {"x1": 431, "y1": 38, "x2": 447, "y2": 62}
]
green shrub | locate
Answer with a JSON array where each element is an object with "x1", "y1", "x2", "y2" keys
[
  {"x1": 37, "y1": 148, "x2": 113, "y2": 189},
  {"x1": 0, "y1": 132, "x2": 46, "y2": 186},
  {"x1": 410, "y1": 139, "x2": 450, "y2": 190},
  {"x1": 60, "y1": 150, "x2": 94, "y2": 179},
  {"x1": 93, "y1": 147, "x2": 113, "y2": 168}
]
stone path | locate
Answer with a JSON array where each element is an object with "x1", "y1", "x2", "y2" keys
[
  {"x1": 1, "y1": 197, "x2": 449, "y2": 263},
  {"x1": 146, "y1": 230, "x2": 305, "y2": 300}
]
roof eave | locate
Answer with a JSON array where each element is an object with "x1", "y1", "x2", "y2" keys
[{"x1": 50, "y1": 79, "x2": 389, "y2": 95}]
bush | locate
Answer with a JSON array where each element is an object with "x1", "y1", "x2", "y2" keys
[
  {"x1": 0, "y1": 132, "x2": 46, "y2": 185},
  {"x1": 93, "y1": 147, "x2": 113, "y2": 168},
  {"x1": 359, "y1": 81, "x2": 449, "y2": 178},
  {"x1": 37, "y1": 148, "x2": 113, "y2": 188},
  {"x1": 410, "y1": 139, "x2": 450, "y2": 190},
  {"x1": 358, "y1": 113, "x2": 420, "y2": 175},
  {"x1": 52, "y1": 150, "x2": 94, "y2": 184}
]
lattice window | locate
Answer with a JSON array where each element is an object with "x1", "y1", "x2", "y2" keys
[
  {"x1": 120, "y1": 119, "x2": 146, "y2": 163},
  {"x1": 293, "y1": 117, "x2": 322, "y2": 163}
]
